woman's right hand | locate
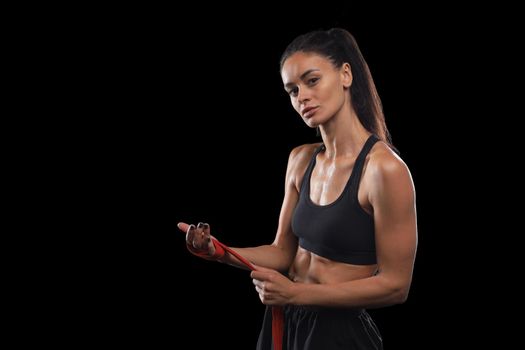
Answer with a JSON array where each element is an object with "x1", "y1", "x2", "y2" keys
[{"x1": 177, "y1": 222, "x2": 216, "y2": 257}]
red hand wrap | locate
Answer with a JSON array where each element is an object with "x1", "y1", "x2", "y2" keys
[
  {"x1": 186, "y1": 237, "x2": 225, "y2": 260},
  {"x1": 186, "y1": 236, "x2": 283, "y2": 350}
]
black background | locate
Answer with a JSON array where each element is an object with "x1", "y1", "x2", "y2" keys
[{"x1": 69, "y1": 3, "x2": 501, "y2": 348}]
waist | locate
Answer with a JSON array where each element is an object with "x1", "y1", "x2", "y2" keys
[
  {"x1": 283, "y1": 304, "x2": 365, "y2": 318},
  {"x1": 298, "y1": 237, "x2": 377, "y2": 265},
  {"x1": 289, "y1": 246, "x2": 377, "y2": 284}
]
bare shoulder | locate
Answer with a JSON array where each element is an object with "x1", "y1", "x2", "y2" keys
[
  {"x1": 286, "y1": 143, "x2": 322, "y2": 190},
  {"x1": 289, "y1": 143, "x2": 321, "y2": 166},
  {"x1": 367, "y1": 142, "x2": 414, "y2": 190}
]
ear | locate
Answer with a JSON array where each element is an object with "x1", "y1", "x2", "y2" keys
[{"x1": 341, "y1": 62, "x2": 353, "y2": 88}]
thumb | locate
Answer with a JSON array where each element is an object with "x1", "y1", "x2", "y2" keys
[
  {"x1": 251, "y1": 264, "x2": 274, "y2": 273},
  {"x1": 250, "y1": 266, "x2": 275, "y2": 280},
  {"x1": 177, "y1": 222, "x2": 190, "y2": 233}
]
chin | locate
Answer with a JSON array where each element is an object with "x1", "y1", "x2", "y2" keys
[
  {"x1": 302, "y1": 112, "x2": 326, "y2": 128},
  {"x1": 304, "y1": 118, "x2": 321, "y2": 129}
]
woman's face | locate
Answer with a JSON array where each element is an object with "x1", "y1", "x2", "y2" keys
[{"x1": 281, "y1": 52, "x2": 350, "y2": 128}]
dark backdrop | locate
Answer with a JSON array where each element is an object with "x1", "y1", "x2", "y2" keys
[{"x1": 82, "y1": 4, "x2": 484, "y2": 348}]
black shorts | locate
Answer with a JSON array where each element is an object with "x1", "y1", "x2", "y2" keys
[{"x1": 256, "y1": 305, "x2": 382, "y2": 350}]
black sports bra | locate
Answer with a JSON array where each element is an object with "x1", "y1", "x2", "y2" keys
[{"x1": 291, "y1": 135, "x2": 379, "y2": 265}]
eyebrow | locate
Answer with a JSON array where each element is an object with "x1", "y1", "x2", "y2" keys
[{"x1": 284, "y1": 69, "x2": 320, "y2": 89}]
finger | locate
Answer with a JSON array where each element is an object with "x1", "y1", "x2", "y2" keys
[
  {"x1": 251, "y1": 264, "x2": 275, "y2": 273},
  {"x1": 186, "y1": 224, "x2": 196, "y2": 245},
  {"x1": 202, "y1": 223, "x2": 215, "y2": 254},
  {"x1": 207, "y1": 236, "x2": 215, "y2": 256},
  {"x1": 196, "y1": 222, "x2": 205, "y2": 238},
  {"x1": 177, "y1": 222, "x2": 190, "y2": 233},
  {"x1": 201, "y1": 224, "x2": 210, "y2": 243},
  {"x1": 251, "y1": 271, "x2": 270, "y2": 281},
  {"x1": 194, "y1": 222, "x2": 206, "y2": 249},
  {"x1": 202, "y1": 223, "x2": 211, "y2": 236},
  {"x1": 192, "y1": 227, "x2": 203, "y2": 250},
  {"x1": 196, "y1": 222, "x2": 205, "y2": 232},
  {"x1": 252, "y1": 278, "x2": 264, "y2": 287}
]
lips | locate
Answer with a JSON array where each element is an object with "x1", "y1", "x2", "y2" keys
[{"x1": 301, "y1": 106, "x2": 319, "y2": 118}]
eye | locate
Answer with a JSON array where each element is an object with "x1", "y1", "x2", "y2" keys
[
  {"x1": 288, "y1": 87, "x2": 298, "y2": 97},
  {"x1": 307, "y1": 77, "x2": 319, "y2": 85}
]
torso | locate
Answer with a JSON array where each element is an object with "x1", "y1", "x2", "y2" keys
[
  {"x1": 288, "y1": 142, "x2": 382, "y2": 284},
  {"x1": 289, "y1": 247, "x2": 377, "y2": 283}
]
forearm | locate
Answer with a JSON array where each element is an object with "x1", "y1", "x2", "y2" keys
[
  {"x1": 291, "y1": 275, "x2": 409, "y2": 309},
  {"x1": 219, "y1": 244, "x2": 293, "y2": 272}
]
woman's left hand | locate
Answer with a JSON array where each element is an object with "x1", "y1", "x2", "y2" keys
[{"x1": 251, "y1": 265, "x2": 297, "y2": 306}]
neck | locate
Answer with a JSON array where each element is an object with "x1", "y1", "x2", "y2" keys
[{"x1": 319, "y1": 107, "x2": 371, "y2": 159}]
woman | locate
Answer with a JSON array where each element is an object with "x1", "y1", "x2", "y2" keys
[{"x1": 178, "y1": 28, "x2": 417, "y2": 350}]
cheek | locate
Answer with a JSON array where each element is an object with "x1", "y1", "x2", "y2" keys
[
  {"x1": 325, "y1": 88, "x2": 345, "y2": 110},
  {"x1": 291, "y1": 99, "x2": 300, "y2": 112}
]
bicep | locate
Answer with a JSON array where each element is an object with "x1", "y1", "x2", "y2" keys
[
  {"x1": 372, "y1": 161, "x2": 417, "y2": 287},
  {"x1": 271, "y1": 147, "x2": 308, "y2": 256},
  {"x1": 272, "y1": 178, "x2": 299, "y2": 252}
]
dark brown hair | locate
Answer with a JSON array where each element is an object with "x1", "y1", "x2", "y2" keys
[{"x1": 280, "y1": 28, "x2": 394, "y2": 148}]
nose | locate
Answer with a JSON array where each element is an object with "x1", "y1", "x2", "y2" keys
[{"x1": 297, "y1": 87, "x2": 311, "y2": 105}]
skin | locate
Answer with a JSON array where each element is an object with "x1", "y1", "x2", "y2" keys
[
  {"x1": 185, "y1": 223, "x2": 213, "y2": 252},
  {"x1": 178, "y1": 52, "x2": 417, "y2": 309}
]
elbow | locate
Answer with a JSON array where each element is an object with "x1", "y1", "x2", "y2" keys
[
  {"x1": 379, "y1": 274, "x2": 412, "y2": 305},
  {"x1": 395, "y1": 291, "x2": 409, "y2": 305},
  {"x1": 391, "y1": 286, "x2": 410, "y2": 305},
  {"x1": 272, "y1": 243, "x2": 297, "y2": 271}
]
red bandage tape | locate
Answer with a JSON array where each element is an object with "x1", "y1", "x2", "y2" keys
[
  {"x1": 186, "y1": 238, "x2": 283, "y2": 350},
  {"x1": 186, "y1": 237, "x2": 226, "y2": 260}
]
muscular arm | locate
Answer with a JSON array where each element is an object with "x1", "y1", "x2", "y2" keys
[
  {"x1": 288, "y1": 152, "x2": 417, "y2": 308},
  {"x1": 207, "y1": 145, "x2": 315, "y2": 272}
]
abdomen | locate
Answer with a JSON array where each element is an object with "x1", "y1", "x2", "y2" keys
[{"x1": 289, "y1": 246, "x2": 377, "y2": 284}]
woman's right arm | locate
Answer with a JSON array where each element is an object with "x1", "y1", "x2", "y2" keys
[{"x1": 179, "y1": 145, "x2": 314, "y2": 273}]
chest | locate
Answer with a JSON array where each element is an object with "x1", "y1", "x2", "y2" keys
[{"x1": 309, "y1": 160, "x2": 371, "y2": 214}]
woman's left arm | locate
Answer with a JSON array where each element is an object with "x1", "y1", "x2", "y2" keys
[{"x1": 251, "y1": 154, "x2": 418, "y2": 308}]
